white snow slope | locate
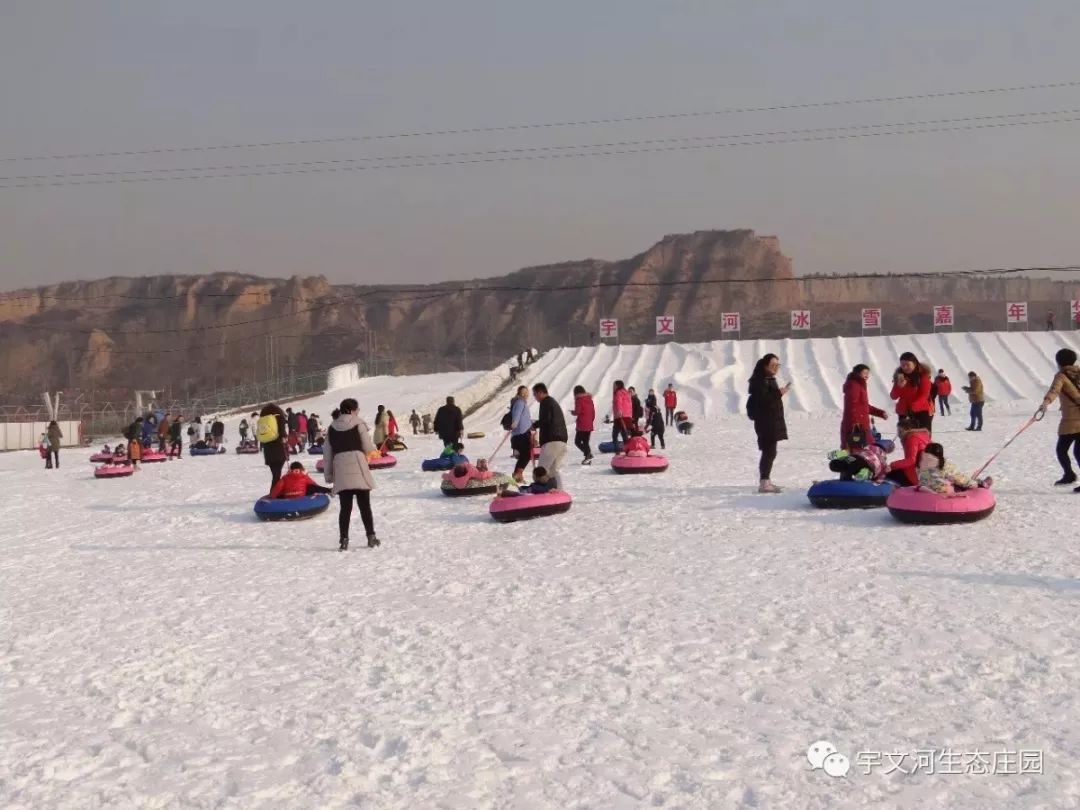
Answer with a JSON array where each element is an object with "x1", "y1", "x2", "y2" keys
[{"x1": 3, "y1": 333, "x2": 1080, "y2": 810}]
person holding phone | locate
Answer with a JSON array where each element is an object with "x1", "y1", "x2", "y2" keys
[{"x1": 747, "y1": 353, "x2": 791, "y2": 493}]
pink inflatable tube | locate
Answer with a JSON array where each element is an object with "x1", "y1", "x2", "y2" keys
[
  {"x1": 489, "y1": 490, "x2": 573, "y2": 523},
  {"x1": 94, "y1": 464, "x2": 134, "y2": 479},
  {"x1": 611, "y1": 454, "x2": 669, "y2": 474},
  {"x1": 89, "y1": 452, "x2": 117, "y2": 463},
  {"x1": 887, "y1": 485, "x2": 996, "y2": 525},
  {"x1": 141, "y1": 451, "x2": 168, "y2": 463},
  {"x1": 368, "y1": 454, "x2": 397, "y2": 470}
]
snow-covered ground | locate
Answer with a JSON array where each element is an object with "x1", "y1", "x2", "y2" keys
[{"x1": 3, "y1": 333, "x2": 1080, "y2": 809}]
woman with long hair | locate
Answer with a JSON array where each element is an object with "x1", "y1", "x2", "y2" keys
[
  {"x1": 840, "y1": 364, "x2": 888, "y2": 450},
  {"x1": 890, "y1": 351, "x2": 934, "y2": 432},
  {"x1": 324, "y1": 398, "x2": 379, "y2": 551},
  {"x1": 747, "y1": 354, "x2": 790, "y2": 493}
]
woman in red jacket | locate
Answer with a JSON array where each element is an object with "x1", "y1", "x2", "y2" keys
[
  {"x1": 885, "y1": 418, "x2": 931, "y2": 486},
  {"x1": 571, "y1": 385, "x2": 596, "y2": 464},
  {"x1": 890, "y1": 351, "x2": 934, "y2": 432},
  {"x1": 840, "y1": 364, "x2": 888, "y2": 450}
]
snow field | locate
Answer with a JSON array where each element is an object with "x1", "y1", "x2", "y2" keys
[{"x1": 3, "y1": 333, "x2": 1080, "y2": 808}]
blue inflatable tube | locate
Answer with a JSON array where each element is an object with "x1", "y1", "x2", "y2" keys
[
  {"x1": 190, "y1": 446, "x2": 225, "y2": 456},
  {"x1": 597, "y1": 440, "x2": 624, "y2": 454},
  {"x1": 807, "y1": 478, "x2": 896, "y2": 509},
  {"x1": 253, "y1": 494, "x2": 331, "y2": 522},
  {"x1": 422, "y1": 457, "x2": 455, "y2": 472},
  {"x1": 307, "y1": 445, "x2": 324, "y2": 455}
]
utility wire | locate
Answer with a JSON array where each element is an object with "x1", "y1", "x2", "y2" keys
[
  {"x1": 4, "y1": 111, "x2": 1080, "y2": 190},
  {"x1": 3, "y1": 78, "x2": 1078, "y2": 164},
  {"x1": 3, "y1": 107, "x2": 1075, "y2": 185}
]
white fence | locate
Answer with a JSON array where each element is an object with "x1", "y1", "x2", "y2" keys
[{"x1": 0, "y1": 420, "x2": 82, "y2": 451}]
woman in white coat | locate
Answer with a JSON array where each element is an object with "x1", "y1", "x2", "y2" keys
[{"x1": 323, "y1": 397, "x2": 380, "y2": 551}]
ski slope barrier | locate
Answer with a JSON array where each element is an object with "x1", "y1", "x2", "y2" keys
[{"x1": 464, "y1": 331, "x2": 1080, "y2": 429}]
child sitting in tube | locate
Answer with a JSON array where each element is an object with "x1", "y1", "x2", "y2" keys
[
  {"x1": 269, "y1": 462, "x2": 332, "y2": 499},
  {"x1": 917, "y1": 443, "x2": 992, "y2": 495},
  {"x1": 623, "y1": 431, "x2": 651, "y2": 457},
  {"x1": 497, "y1": 466, "x2": 557, "y2": 497}
]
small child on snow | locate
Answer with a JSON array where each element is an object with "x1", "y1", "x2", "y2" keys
[
  {"x1": 828, "y1": 443, "x2": 888, "y2": 482},
  {"x1": 498, "y1": 466, "x2": 557, "y2": 497},
  {"x1": 648, "y1": 408, "x2": 666, "y2": 450},
  {"x1": 623, "y1": 431, "x2": 651, "y2": 457},
  {"x1": 269, "y1": 461, "x2": 332, "y2": 499},
  {"x1": 917, "y1": 443, "x2": 992, "y2": 495}
]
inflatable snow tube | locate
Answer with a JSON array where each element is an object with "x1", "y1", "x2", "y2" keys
[
  {"x1": 597, "y1": 440, "x2": 624, "y2": 454},
  {"x1": 490, "y1": 490, "x2": 573, "y2": 522},
  {"x1": 89, "y1": 452, "x2": 117, "y2": 463},
  {"x1": 385, "y1": 439, "x2": 407, "y2": 452},
  {"x1": 466, "y1": 431, "x2": 485, "y2": 439},
  {"x1": 316, "y1": 458, "x2": 325, "y2": 473},
  {"x1": 141, "y1": 451, "x2": 168, "y2": 463},
  {"x1": 876, "y1": 439, "x2": 896, "y2": 454},
  {"x1": 253, "y1": 494, "x2": 331, "y2": 522},
  {"x1": 676, "y1": 422, "x2": 693, "y2": 435},
  {"x1": 611, "y1": 454, "x2": 669, "y2": 474},
  {"x1": 807, "y1": 479, "x2": 896, "y2": 509},
  {"x1": 94, "y1": 464, "x2": 133, "y2": 479},
  {"x1": 368, "y1": 454, "x2": 397, "y2": 470},
  {"x1": 235, "y1": 444, "x2": 260, "y2": 455},
  {"x1": 189, "y1": 447, "x2": 224, "y2": 456},
  {"x1": 307, "y1": 445, "x2": 324, "y2": 455},
  {"x1": 441, "y1": 470, "x2": 513, "y2": 497},
  {"x1": 886, "y1": 486, "x2": 996, "y2": 525},
  {"x1": 422, "y1": 457, "x2": 455, "y2": 472}
]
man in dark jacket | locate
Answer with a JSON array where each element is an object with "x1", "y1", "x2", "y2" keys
[
  {"x1": 307, "y1": 413, "x2": 320, "y2": 445},
  {"x1": 531, "y1": 383, "x2": 568, "y2": 489},
  {"x1": 286, "y1": 408, "x2": 299, "y2": 434},
  {"x1": 629, "y1": 387, "x2": 644, "y2": 428},
  {"x1": 169, "y1": 416, "x2": 184, "y2": 457},
  {"x1": 433, "y1": 396, "x2": 464, "y2": 447}
]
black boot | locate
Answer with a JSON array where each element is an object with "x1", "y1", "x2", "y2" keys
[
  {"x1": 1055, "y1": 474, "x2": 1077, "y2": 486},
  {"x1": 367, "y1": 533, "x2": 380, "y2": 549},
  {"x1": 339, "y1": 537, "x2": 349, "y2": 551}
]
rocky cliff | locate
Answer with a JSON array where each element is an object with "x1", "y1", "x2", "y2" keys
[{"x1": 0, "y1": 229, "x2": 1075, "y2": 397}]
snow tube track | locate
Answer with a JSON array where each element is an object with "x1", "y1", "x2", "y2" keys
[{"x1": 445, "y1": 332, "x2": 1079, "y2": 422}]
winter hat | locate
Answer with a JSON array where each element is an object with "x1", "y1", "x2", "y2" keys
[
  {"x1": 1055, "y1": 348, "x2": 1078, "y2": 368},
  {"x1": 899, "y1": 352, "x2": 918, "y2": 364}
]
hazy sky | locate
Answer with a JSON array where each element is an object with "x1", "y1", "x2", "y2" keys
[{"x1": 2, "y1": 0, "x2": 1079, "y2": 291}]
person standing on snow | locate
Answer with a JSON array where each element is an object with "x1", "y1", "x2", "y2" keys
[
  {"x1": 433, "y1": 396, "x2": 464, "y2": 448},
  {"x1": 258, "y1": 403, "x2": 289, "y2": 491},
  {"x1": 307, "y1": 413, "x2": 320, "y2": 445},
  {"x1": 934, "y1": 370, "x2": 953, "y2": 416},
  {"x1": 297, "y1": 411, "x2": 309, "y2": 449},
  {"x1": 409, "y1": 410, "x2": 421, "y2": 435},
  {"x1": 890, "y1": 351, "x2": 934, "y2": 433},
  {"x1": 531, "y1": 383, "x2": 568, "y2": 489},
  {"x1": 747, "y1": 353, "x2": 790, "y2": 493},
  {"x1": 169, "y1": 415, "x2": 185, "y2": 457},
  {"x1": 962, "y1": 372, "x2": 985, "y2": 431},
  {"x1": 611, "y1": 381, "x2": 632, "y2": 445},
  {"x1": 663, "y1": 383, "x2": 678, "y2": 426},
  {"x1": 506, "y1": 386, "x2": 533, "y2": 484},
  {"x1": 840, "y1": 364, "x2": 888, "y2": 451},
  {"x1": 45, "y1": 420, "x2": 63, "y2": 469},
  {"x1": 372, "y1": 405, "x2": 389, "y2": 446},
  {"x1": 324, "y1": 397, "x2": 380, "y2": 551},
  {"x1": 157, "y1": 413, "x2": 171, "y2": 453},
  {"x1": 645, "y1": 388, "x2": 659, "y2": 418},
  {"x1": 629, "y1": 387, "x2": 644, "y2": 429},
  {"x1": 1036, "y1": 348, "x2": 1080, "y2": 489},
  {"x1": 570, "y1": 384, "x2": 595, "y2": 464},
  {"x1": 387, "y1": 410, "x2": 399, "y2": 438}
]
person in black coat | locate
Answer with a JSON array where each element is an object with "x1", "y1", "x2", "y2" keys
[
  {"x1": 747, "y1": 353, "x2": 790, "y2": 493},
  {"x1": 259, "y1": 403, "x2": 289, "y2": 491},
  {"x1": 433, "y1": 396, "x2": 464, "y2": 447},
  {"x1": 629, "y1": 387, "x2": 644, "y2": 428},
  {"x1": 531, "y1": 383, "x2": 569, "y2": 489}
]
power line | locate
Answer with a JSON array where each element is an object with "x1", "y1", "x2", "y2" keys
[
  {"x1": 3, "y1": 78, "x2": 1078, "y2": 164},
  {"x1": 4, "y1": 111, "x2": 1079, "y2": 190},
  {"x1": 4, "y1": 107, "x2": 1076, "y2": 185}
]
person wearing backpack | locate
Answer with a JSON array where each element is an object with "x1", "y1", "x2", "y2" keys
[
  {"x1": 257, "y1": 403, "x2": 289, "y2": 491},
  {"x1": 747, "y1": 354, "x2": 790, "y2": 493},
  {"x1": 1036, "y1": 348, "x2": 1080, "y2": 489},
  {"x1": 507, "y1": 386, "x2": 532, "y2": 484}
]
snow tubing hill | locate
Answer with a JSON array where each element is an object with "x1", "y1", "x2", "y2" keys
[
  {"x1": 611, "y1": 455, "x2": 669, "y2": 474},
  {"x1": 253, "y1": 494, "x2": 331, "y2": 522},
  {"x1": 94, "y1": 465, "x2": 133, "y2": 479},
  {"x1": 190, "y1": 447, "x2": 225, "y2": 456},
  {"x1": 887, "y1": 486, "x2": 996, "y2": 525},
  {"x1": 597, "y1": 441, "x2": 624, "y2": 454},
  {"x1": 307, "y1": 445, "x2": 324, "y2": 455},
  {"x1": 489, "y1": 491, "x2": 572, "y2": 522},
  {"x1": 807, "y1": 479, "x2": 897, "y2": 509}
]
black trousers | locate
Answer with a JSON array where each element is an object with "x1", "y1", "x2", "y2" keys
[
  {"x1": 574, "y1": 430, "x2": 592, "y2": 459},
  {"x1": 910, "y1": 411, "x2": 933, "y2": 432},
  {"x1": 830, "y1": 456, "x2": 870, "y2": 480},
  {"x1": 665, "y1": 407, "x2": 675, "y2": 426},
  {"x1": 612, "y1": 418, "x2": 631, "y2": 444},
  {"x1": 1057, "y1": 434, "x2": 1080, "y2": 476},
  {"x1": 651, "y1": 430, "x2": 666, "y2": 450},
  {"x1": 339, "y1": 489, "x2": 374, "y2": 539},
  {"x1": 45, "y1": 449, "x2": 59, "y2": 468},
  {"x1": 269, "y1": 460, "x2": 284, "y2": 490},
  {"x1": 170, "y1": 439, "x2": 183, "y2": 457},
  {"x1": 758, "y1": 441, "x2": 777, "y2": 480},
  {"x1": 511, "y1": 433, "x2": 532, "y2": 473}
]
